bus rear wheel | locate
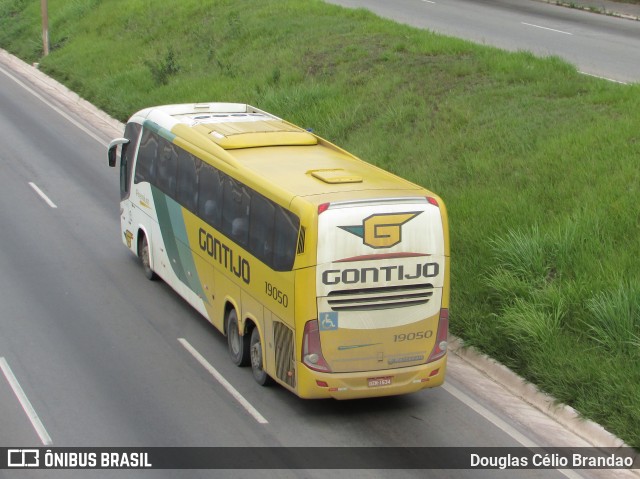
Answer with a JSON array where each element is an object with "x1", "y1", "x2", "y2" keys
[
  {"x1": 139, "y1": 235, "x2": 157, "y2": 281},
  {"x1": 226, "y1": 309, "x2": 250, "y2": 366},
  {"x1": 250, "y1": 328, "x2": 273, "y2": 386}
]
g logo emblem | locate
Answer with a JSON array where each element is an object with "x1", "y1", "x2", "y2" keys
[{"x1": 340, "y1": 212, "x2": 421, "y2": 248}]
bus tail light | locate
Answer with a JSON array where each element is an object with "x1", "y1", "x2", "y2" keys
[
  {"x1": 427, "y1": 308, "x2": 448, "y2": 363},
  {"x1": 318, "y1": 203, "x2": 330, "y2": 215},
  {"x1": 302, "y1": 320, "x2": 331, "y2": 372},
  {"x1": 426, "y1": 196, "x2": 439, "y2": 207}
]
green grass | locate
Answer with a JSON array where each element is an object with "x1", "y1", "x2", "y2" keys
[{"x1": 2, "y1": 0, "x2": 640, "y2": 447}]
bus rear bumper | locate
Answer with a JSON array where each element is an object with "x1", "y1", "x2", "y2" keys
[{"x1": 295, "y1": 355, "x2": 447, "y2": 399}]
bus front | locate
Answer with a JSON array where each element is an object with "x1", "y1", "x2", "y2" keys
[{"x1": 296, "y1": 195, "x2": 450, "y2": 399}]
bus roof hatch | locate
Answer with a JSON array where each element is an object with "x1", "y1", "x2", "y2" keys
[{"x1": 194, "y1": 117, "x2": 317, "y2": 149}]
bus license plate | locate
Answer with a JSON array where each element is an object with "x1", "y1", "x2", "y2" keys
[{"x1": 368, "y1": 376, "x2": 392, "y2": 388}]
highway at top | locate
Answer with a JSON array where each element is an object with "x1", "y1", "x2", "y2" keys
[{"x1": 324, "y1": 0, "x2": 640, "y2": 83}]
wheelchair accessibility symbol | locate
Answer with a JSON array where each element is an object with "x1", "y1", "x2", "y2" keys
[{"x1": 319, "y1": 312, "x2": 338, "y2": 331}]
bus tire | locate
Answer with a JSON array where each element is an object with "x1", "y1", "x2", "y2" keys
[
  {"x1": 139, "y1": 235, "x2": 157, "y2": 281},
  {"x1": 250, "y1": 327, "x2": 273, "y2": 386},
  {"x1": 226, "y1": 309, "x2": 250, "y2": 367}
]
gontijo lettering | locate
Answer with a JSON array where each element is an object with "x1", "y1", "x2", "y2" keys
[
  {"x1": 198, "y1": 228, "x2": 250, "y2": 284},
  {"x1": 322, "y1": 262, "x2": 439, "y2": 285}
]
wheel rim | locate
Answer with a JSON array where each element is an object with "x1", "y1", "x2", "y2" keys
[
  {"x1": 142, "y1": 243, "x2": 151, "y2": 271},
  {"x1": 229, "y1": 325, "x2": 241, "y2": 356},
  {"x1": 251, "y1": 338, "x2": 262, "y2": 372}
]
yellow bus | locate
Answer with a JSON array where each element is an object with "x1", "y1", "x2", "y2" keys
[{"x1": 108, "y1": 103, "x2": 449, "y2": 399}]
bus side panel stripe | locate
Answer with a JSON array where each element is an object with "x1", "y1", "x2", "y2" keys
[{"x1": 151, "y1": 186, "x2": 207, "y2": 302}]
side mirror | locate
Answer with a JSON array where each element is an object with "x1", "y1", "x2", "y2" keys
[{"x1": 107, "y1": 138, "x2": 129, "y2": 167}]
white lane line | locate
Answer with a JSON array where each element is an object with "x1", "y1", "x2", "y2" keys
[
  {"x1": 443, "y1": 382, "x2": 584, "y2": 479},
  {"x1": 178, "y1": 338, "x2": 268, "y2": 424},
  {"x1": 0, "y1": 357, "x2": 53, "y2": 445},
  {"x1": 422, "y1": 1, "x2": 436, "y2": 4},
  {"x1": 28, "y1": 182, "x2": 57, "y2": 209},
  {"x1": 522, "y1": 22, "x2": 572, "y2": 35},
  {"x1": 0, "y1": 64, "x2": 107, "y2": 146},
  {"x1": 443, "y1": 382, "x2": 536, "y2": 446}
]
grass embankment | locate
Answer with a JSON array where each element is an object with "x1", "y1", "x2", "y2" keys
[{"x1": 1, "y1": 0, "x2": 639, "y2": 447}]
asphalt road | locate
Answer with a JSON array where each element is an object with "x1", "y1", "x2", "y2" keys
[
  {"x1": 0, "y1": 52, "x2": 618, "y2": 479},
  {"x1": 323, "y1": 0, "x2": 640, "y2": 83}
]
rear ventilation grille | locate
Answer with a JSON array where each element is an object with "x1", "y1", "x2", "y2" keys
[
  {"x1": 327, "y1": 284, "x2": 434, "y2": 311},
  {"x1": 274, "y1": 322, "x2": 296, "y2": 388},
  {"x1": 296, "y1": 226, "x2": 306, "y2": 255}
]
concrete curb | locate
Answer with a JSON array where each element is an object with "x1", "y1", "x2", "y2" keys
[
  {"x1": 0, "y1": 49, "x2": 124, "y2": 138},
  {"x1": 538, "y1": 0, "x2": 640, "y2": 21},
  {"x1": 449, "y1": 335, "x2": 638, "y2": 456}
]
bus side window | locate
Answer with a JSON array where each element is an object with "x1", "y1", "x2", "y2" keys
[
  {"x1": 156, "y1": 138, "x2": 178, "y2": 197},
  {"x1": 222, "y1": 177, "x2": 250, "y2": 247},
  {"x1": 120, "y1": 122, "x2": 141, "y2": 200},
  {"x1": 176, "y1": 148, "x2": 198, "y2": 212},
  {"x1": 249, "y1": 193, "x2": 275, "y2": 265},
  {"x1": 273, "y1": 207, "x2": 299, "y2": 271},
  {"x1": 135, "y1": 128, "x2": 158, "y2": 184},
  {"x1": 197, "y1": 162, "x2": 223, "y2": 228}
]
